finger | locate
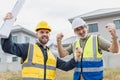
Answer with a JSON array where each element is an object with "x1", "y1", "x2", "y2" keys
[
  {"x1": 76, "y1": 47, "x2": 82, "y2": 53},
  {"x1": 105, "y1": 26, "x2": 108, "y2": 28},
  {"x1": 108, "y1": 28, "x2": 115, "y2": 33},
  {"x1": 60, "y1": 33, "x2": 64, "y2": 37},
  {"x1": 106, "y1": 23, "x2": 116, "y2": 29},
  {"x1": 106, "y1": 27, "x2": 114, "y2": 33},
  {"x1": 61, "y1": 34, "x2": 64, "y2": 37},
  {"x1": 76, "y1": 47, "x2": 78, "y2": 50},
  {"x1": 76, "y1": 47, "x2": 82, "y2": 50}
]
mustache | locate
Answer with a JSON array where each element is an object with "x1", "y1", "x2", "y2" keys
[{"x1": 42, "y1": 35, "x2": 49, "y2": 38}]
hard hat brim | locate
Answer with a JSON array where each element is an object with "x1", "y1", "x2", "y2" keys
[{"x1": 35, "y1": 28, "x2": 52, "y2": 32}]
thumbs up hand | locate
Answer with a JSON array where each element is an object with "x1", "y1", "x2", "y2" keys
[{"x1": 75, "y1": 47, "x2": 83, "y2": 62}]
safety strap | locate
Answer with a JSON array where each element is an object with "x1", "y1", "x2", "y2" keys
[
  {"x1": 74, "y1": 66, "x2": 103, "y2": 72},
  {"x1": 93, "y1": 35, "x2": 97, "y2": 59},
  {"x1": 28, "y1": 44, "x2": 33, "y2": 63}
]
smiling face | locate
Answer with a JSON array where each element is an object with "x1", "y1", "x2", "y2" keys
[
  {"x1": 36, "y1": 29, "x2": 50, "y2": 45},
  {"x1": 74, "y1": 25, "x2": 88, "y2": 39}
]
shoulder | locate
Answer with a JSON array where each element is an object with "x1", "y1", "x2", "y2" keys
[{"x1": 96, "y1": 35, "x2": 111, "y2": 51}]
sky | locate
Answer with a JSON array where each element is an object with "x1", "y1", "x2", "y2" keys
[{"x1": 0, "y1": 0, "x2": 120, "y2": 41}]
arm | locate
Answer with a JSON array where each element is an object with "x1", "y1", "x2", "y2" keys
[
  {"x1": 105, "y1": 23, "x2": 119, "y2": 53},
  {"x1": 56, "y1": 57, "x2": 77, "y2": 71},
  {"x1": 56, "y1": 33, "x2": 69, "y2": 57},
  {"x1": 109, "y1": 37, "x2": 119, "y2": 53},
  {"x1": 56, "y1": 47, "x2": 82, "y2": 71},
  {"x1": 1, "y1": 12, "x2": 29, "y2": 61},
  {"x1": 1, "y1": 34, "x2": 29, "y2": 60}
]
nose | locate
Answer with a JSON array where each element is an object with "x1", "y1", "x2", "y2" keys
[
  {"x1": 43, "y1": 33, "x2": 47, "y2": 36},
  {"x1": 79, "y1": 29, "x2": 84, "y2": 34}
]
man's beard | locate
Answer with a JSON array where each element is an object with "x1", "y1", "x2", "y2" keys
[
  {"x1": 39, "y1": 37, "x2": 49, "y2": 45},
  {"x1": 78, "y1": 32, "x2": 87, "y2": 39}
]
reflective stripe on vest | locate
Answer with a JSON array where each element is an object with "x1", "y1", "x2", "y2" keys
[
  {"x1": 23, "y1": 63, "x2": 56, "y2": 70},
  {"x1": 74, "y1": 66, "x2": 103, "y2": 72},
  {"x1": 22, "y1": 44, "x2": 56, "y2": 80},
  {"x1": 78, "y1": 58, "x2": 102, "y2": 62}
]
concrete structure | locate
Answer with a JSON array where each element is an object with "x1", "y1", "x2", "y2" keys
[{"x1": 63, "y1": 7, "x2": 120, "y2": 68}]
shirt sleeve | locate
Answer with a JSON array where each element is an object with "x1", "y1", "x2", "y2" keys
[
  {"x1": 56, "y1": 57, "x2": 77, "y2": 71},
  {"x1": 1, "y1": 34, "x2": 29, "y2": 61},
  {"x1": 65, "y1": 44, "x2": 73, "y2": 55},
  {"x1": 98, "y1": 35, "x2": 111, "y2": 52}
]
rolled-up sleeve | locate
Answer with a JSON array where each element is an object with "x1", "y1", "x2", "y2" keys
[
  {"x1": 98, "y1": 35, "x2": 111, "y2": 52},
  {"x1": 65, "y1": 44, "x2": 73, "y2": 55}
]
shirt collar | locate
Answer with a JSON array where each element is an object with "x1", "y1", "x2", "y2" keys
[{"x1": 36, "y1": 42, "x2": 49, "y2": 50}]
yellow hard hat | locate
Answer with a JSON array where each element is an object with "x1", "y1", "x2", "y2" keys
[{"x1": 35, "y1": 21, "x2": 52, "y2": 32}]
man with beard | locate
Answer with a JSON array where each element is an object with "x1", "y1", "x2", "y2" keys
[
  {"x1": 56, "y1": 17, "x2": 119, "y2": 80},
  {"x1": 1, "y1": 13, "x2": 81, "y2": 80}
]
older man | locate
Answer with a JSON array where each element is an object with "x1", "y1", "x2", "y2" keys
[{"x1": 56, "y1": 17, "x2": 119, "y2": 80}]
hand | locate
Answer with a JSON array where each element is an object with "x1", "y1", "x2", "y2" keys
[
  {"x1": 75, "y1": 47, "x2": 82, "y2": 62},
  {"x1": 4, "y1": 12, "x2": 13, "y2": 21},
  {"x1": 56, "y1": 33, "x2": 64, "y2": 41},
  {"x1": 105, "y1": 23, "x2": 117, "y2": 39}
]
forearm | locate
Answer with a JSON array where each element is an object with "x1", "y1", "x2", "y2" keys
[
  {"x1": 109, "y1": 37, "x2": 119, "y2": 53},
  {"x1": 105, "y1": 23, "x2": 119, "y2": 53},
  {"x1": 1, "y1": 34, "x2": 13, "y2": 53},
  {"x1": 57, "y1": 40, "x2": 69, "y2": 57},
  {"x1": 1, "y1": 34, "x2": 29, "y2": 58},
  {"x1": 57, "y1": 57, "x2": 77, "y2": 71}
]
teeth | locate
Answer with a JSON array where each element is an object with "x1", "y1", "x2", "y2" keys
[{"x1": 42, "y1": 37, "x2": 47, "y2": 40}]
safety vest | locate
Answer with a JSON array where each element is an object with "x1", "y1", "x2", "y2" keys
[
  {"x1": 73, "y1": 35, "x2": 103, "y2": 80},
  {"x1": 22, "y1": 44, "x2": 57, "y2": 80}
]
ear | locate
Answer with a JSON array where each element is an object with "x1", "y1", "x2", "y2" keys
[
  {"x1": 74, "y1": 30, "x2": 77, "y2": 34},
  {"x1": 86, "y1": 26, "x2": 89, "y2": 30},
  {"x1": 36, "y1": 32, "x2": 38, "y2": 38}
]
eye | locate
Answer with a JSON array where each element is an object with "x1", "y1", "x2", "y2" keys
[
  {"x1": 40, "y1": 31, "x2": 44, "y2": 34},
  {"x1": 81, "y1": 27, "x2": 84, "y2": 29},
  {"x1": 46, "y1": 31, "x2": 49, "y2": 34}
]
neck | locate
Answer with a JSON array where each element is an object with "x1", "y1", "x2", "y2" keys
[
  {"x1": 41, "y1": 44, "x2": 46, "y2": 48},
  {"x1": 80, "y1": 35, "x2": 87, "y2": 39},
  {"x1": 38, "y1": 42, "x2": 47, "y2": 48}
]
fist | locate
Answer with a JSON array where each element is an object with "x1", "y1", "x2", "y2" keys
[
  {"x1": 75, "y1": 47, "x2": 82, "y2": 61},
  {"x1": 56, "y1": 33, "x2": 64, "y2": 41},
  {"x1": 4, "y1": 12, "x2": 13, "y2": 21},
  {"x1": 105, "y1": 23, "x2": 117, "y2": 37}
]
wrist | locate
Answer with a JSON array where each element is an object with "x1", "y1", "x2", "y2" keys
[{"x1": 57, "y1": 39, "x2": 62, "y2": 42}]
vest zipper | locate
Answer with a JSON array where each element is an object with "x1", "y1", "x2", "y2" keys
[
  {"x1": 80, "y1": 35, "x2": 90, "y2": 79},
  {"x1": 44, "y1": 60, "x2": 46, "y2": 80},
  {"x1": 36, "y1": 43, "x2": 48, "y2": 80},
  {"x1": 44, "y1": 50, "x2": 48, "y2": 80}
]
